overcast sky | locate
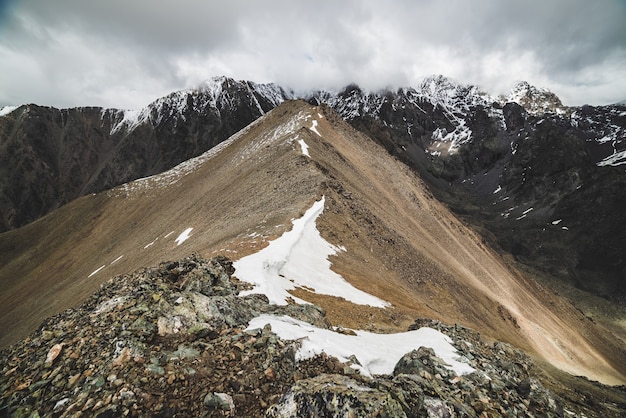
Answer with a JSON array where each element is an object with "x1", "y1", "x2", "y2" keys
[{"x1": 1, "y1": 0, "x2": 625, "y2": 109}]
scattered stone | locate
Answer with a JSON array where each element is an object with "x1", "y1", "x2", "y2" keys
[
  {"x1": 0, "y1": 256, "x2": 624, "y2": 417},
  {"x1": 264, "y1": 367, "x2": 276, "y2": 380},
  {"x1": 267, "y1": 374, "x2": 406, "y2": 417},
  {"x1": 204, "y1": 392, "x2": 234, "y2": 411},
  {"x1": 423, "y1": 396, "x2": 454, "y2": 417},
  {"x1": 111, "y1": 346, "x2": 132, "y2": 367},
  {"x1": 45, "y1": 343, "x2": 64, "y2": 367},
  {"x1": 68, "y1": 373, "x2": 81, "y2": 388}
]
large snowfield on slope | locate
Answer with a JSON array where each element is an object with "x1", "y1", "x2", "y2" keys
[{"x1": 234, "y1": 197, "x2": 389, "y2": 307}]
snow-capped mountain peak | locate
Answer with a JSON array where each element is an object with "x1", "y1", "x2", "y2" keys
[
  {"x1": 0, "y1": 105, "x2": 19, "y2": 117},
  {"x1": 108, "y1": 77, "x2": 294, "y2": 135},
  {"x1": 503, "y1": 81, "x2": 566, "y2": 115},
  {"x1": 415, "y1": 74, "x2": 492, "y2": 108}
]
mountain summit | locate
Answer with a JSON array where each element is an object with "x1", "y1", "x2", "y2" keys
[{"x1": 503, "y1": 81, "x2": 566, "y2": 114}]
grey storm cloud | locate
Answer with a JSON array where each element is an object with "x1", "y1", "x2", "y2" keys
[{"x1": 1, "y1": 0, "x2": 625, "y2": 109}]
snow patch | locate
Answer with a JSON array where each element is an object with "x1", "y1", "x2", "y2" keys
[
  {"x1": 234, "y1": 197, "x2": 389, "y2": 307},
  {"x1": 310, "y1": 119, "x2": 321, "y2": 136},
  {"x1": 246, "y1": 315, "x2": 475, "y2": 377},
  {"x1": 597, "y1": 150, "x2": 626, "y2": 167},
  {"x1": 175, "y1": 228, "x2": 193, "y2": 246},
  {"x1": 88, "y1": 265, "x2": 106, "y2": 278},
  {"x1": 297, "y1": 139, "x2": 310, "y2": 157},
  {"x1": 0, "y1": 105, "x2": 18, "y2": 117},
  {"x1": 551, "y1": 219, "x2": 562, "y2": 225},
  {"x1": 429, "y1": 122, "x2": 472, "y2": 155},
  {"x1": 110, "y1": 108, "x2": 149, "y2": 135}
]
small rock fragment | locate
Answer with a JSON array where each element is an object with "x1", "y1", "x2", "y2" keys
[
  {"x1": 112, "y1": 347, "x2": 132, "y2": 367},
  {"x1": 204, "y1": 392, "x2": 234, "y2": 411},
  {"x1": 45, "y1": 343, "x2": 64, "y2": 367},
  {"x1": 264, "y1": 367, "x2": 276, "y2": 380}
]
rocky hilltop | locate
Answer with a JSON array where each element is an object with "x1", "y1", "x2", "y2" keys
[{"x1": 2, "y1": 255, "x2": 624, "y2": 417}]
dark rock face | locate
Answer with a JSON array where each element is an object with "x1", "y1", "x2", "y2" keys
[
  {"x1": 0, "y1": 77, "x2": 291, "y2": 232},
  {"x1": 311, "y1": 78, "x2": 626, "y2": 299},
  {"x1": 2, "y1": 256, "x2": 622, "y2": 417}
]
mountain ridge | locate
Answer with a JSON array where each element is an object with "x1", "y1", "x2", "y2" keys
[
  {"x1": 2, "y1": 76, "x2": 625, "y2": 305},
  {"x1": 305, "y1": 78, "x2": 626, "y2": 307},
  {"x1": 2, "y1": 75, "x2": 625, "y2": 332},
  {"x1": 3, "y1": 75, "x2": 622, "y2": 233},
  {"x1": 2, "y1": 98, "x2": 626, "y2": 416},
  {"x1": 1, "y1": 100, "x2": 625, "y2": 387},
  {"x1": 0, "y1": 77, "x2": 293, "y2": 232}
]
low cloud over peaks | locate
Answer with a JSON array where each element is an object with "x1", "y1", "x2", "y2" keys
[{"x1": 1, "y1": 0, "x2": 625, "y2": 108}]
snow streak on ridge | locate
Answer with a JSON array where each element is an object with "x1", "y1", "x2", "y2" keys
[{"x1": 234, "y1": 197, "x2": 389, "y2": 308}]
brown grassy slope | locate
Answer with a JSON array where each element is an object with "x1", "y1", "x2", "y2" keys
[{"x1": 0, "y1": 100, "x2": 624, "y2": 386}]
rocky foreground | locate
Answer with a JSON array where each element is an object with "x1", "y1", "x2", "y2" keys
[{"x1": 1, "y1": 255, "x2": 624, "y2": 417}]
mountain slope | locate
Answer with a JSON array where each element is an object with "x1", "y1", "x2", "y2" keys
[
  {"x1": 1, "y1": 100, "x2": 624, "y2": 388},
  {"x1": 3, "y1": 76, "x2": 624, "y2": 310},
  {"x1": 0, "y1": 76, "x2": 292, "y2": 232},
  {"x1": 5, "y1": 255, "x2": 624, "y2": 417},
  {"x1": 307, "y1": 77, "x2": 626, "y2": 318}
]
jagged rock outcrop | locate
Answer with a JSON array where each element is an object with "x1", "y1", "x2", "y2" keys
[
  {"x1": 1, "y1": 255, "x2": 624, "y2": 417},
  {"x1": 501, "y1": 81, "x2": 566, "y2": 115}
]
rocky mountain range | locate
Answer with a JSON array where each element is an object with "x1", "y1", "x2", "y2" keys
[
  {"x1": 1, "y1": 75, "x2": 624, "y2": 306},
  {"x1": 0, "y1": 77, "x2": 292, "y2": 232},
  {"x1": 307, "y1": 76, "x2": 626, "y2": 302},
  {"x1": 1, "y1": 76, "x2": 625, "y2": 415}
]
